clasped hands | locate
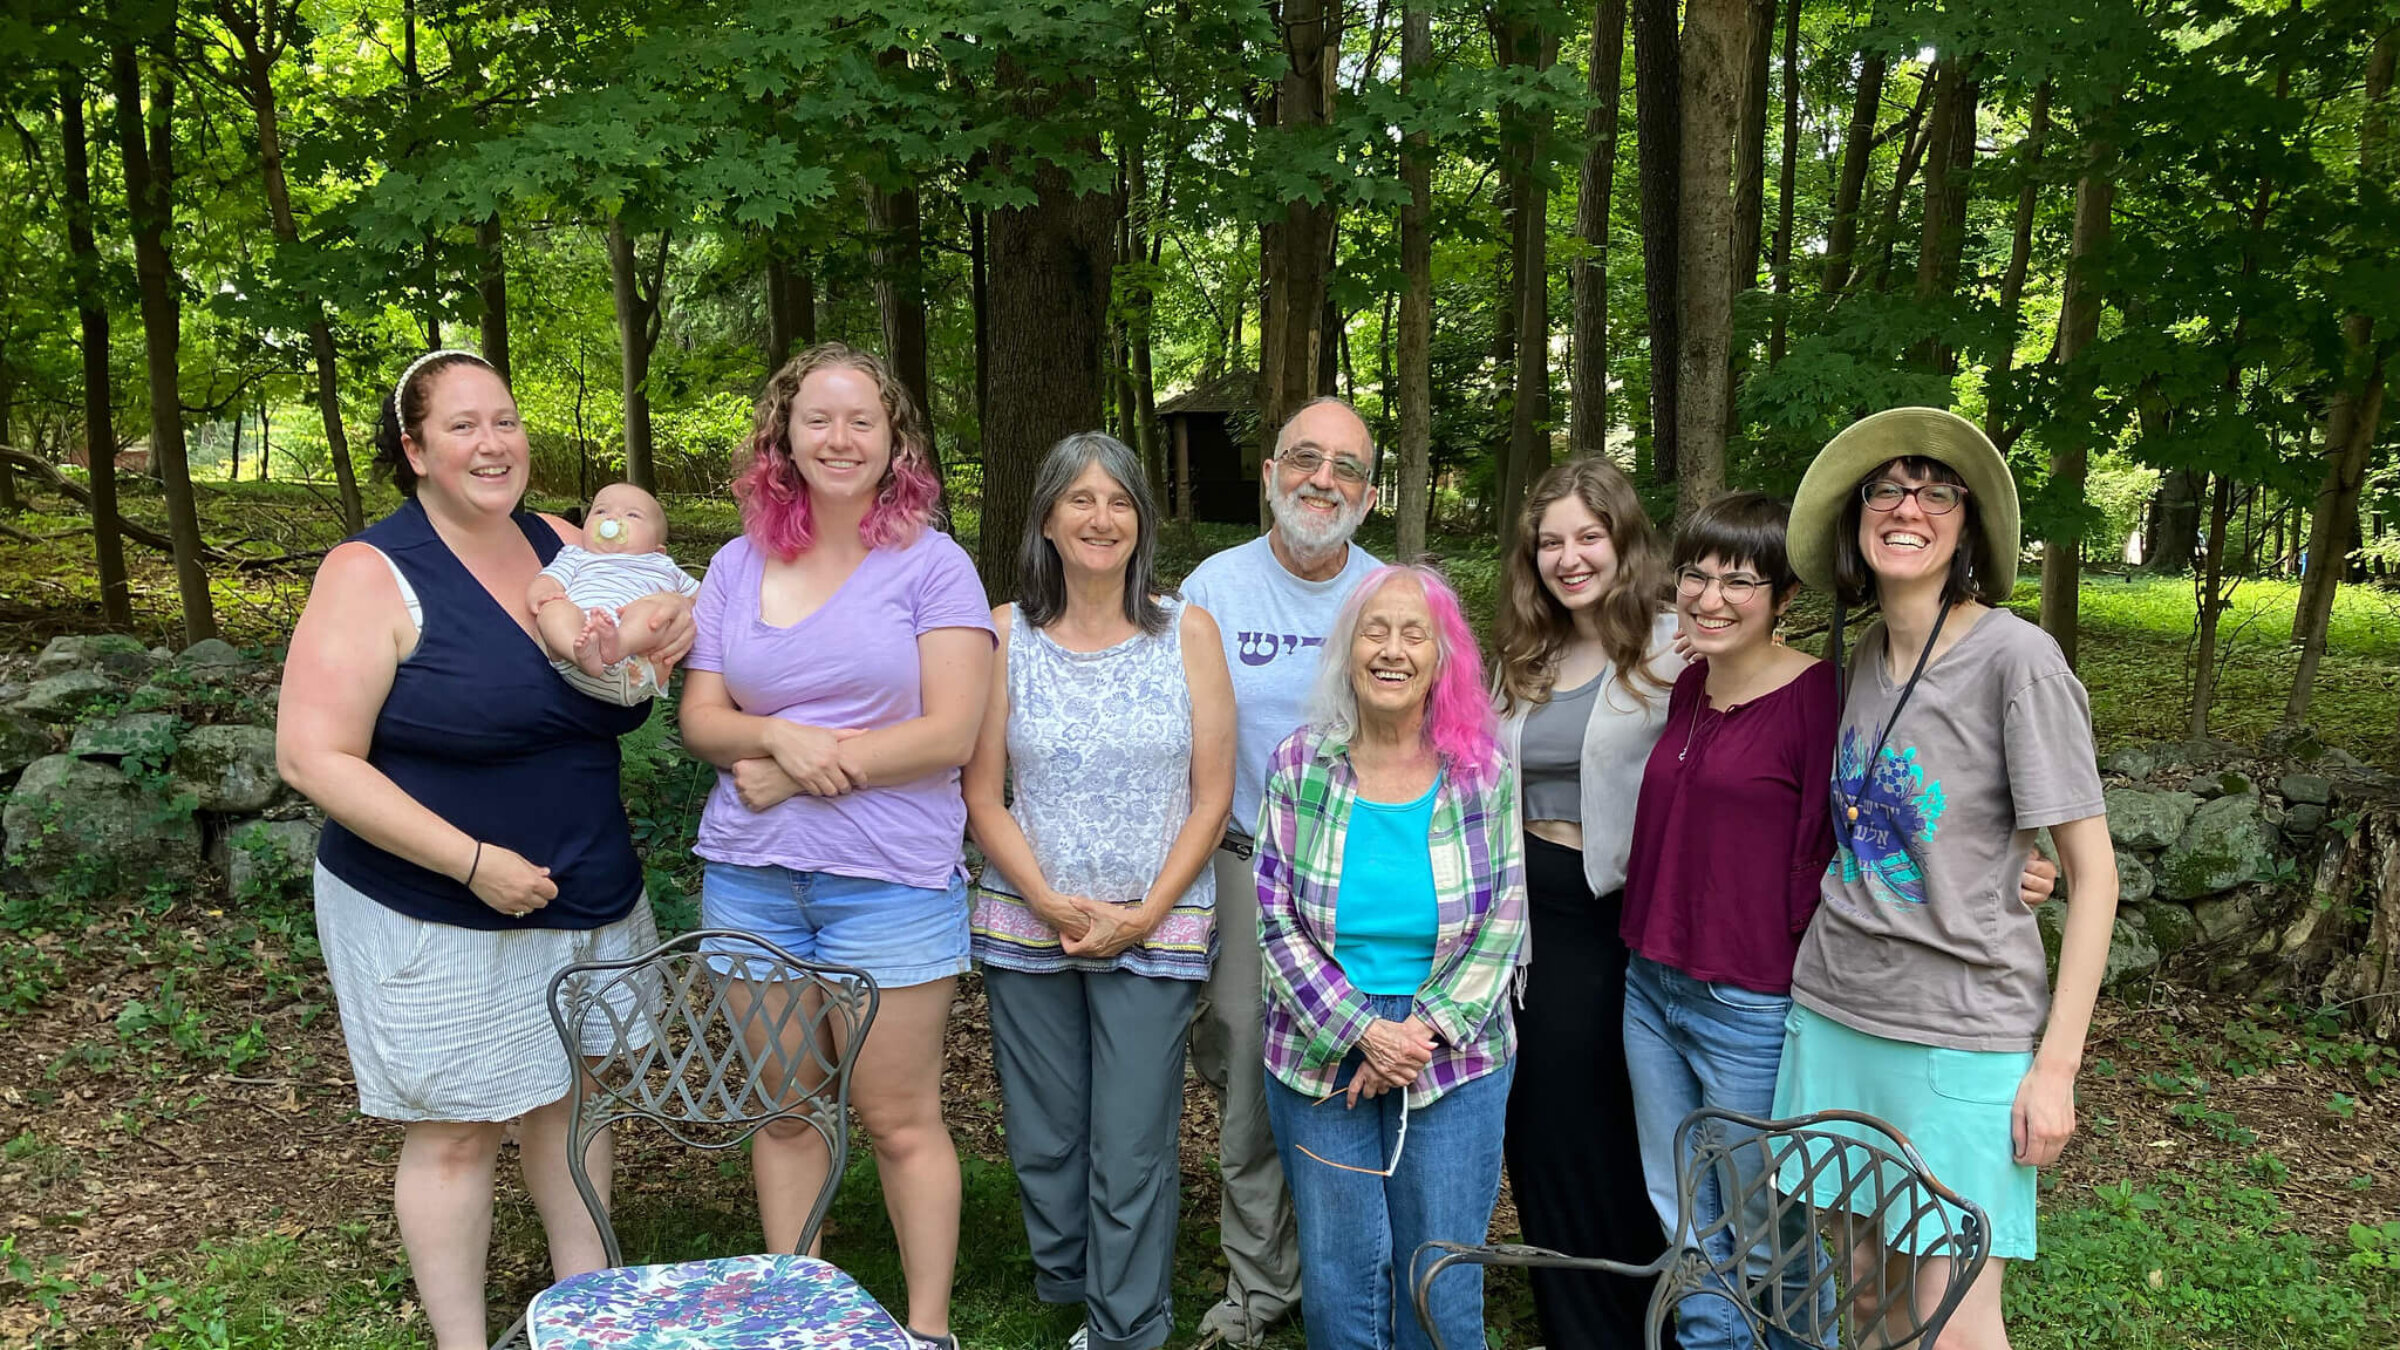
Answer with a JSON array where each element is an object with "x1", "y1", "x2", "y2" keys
[
  {"x1": 1029, "y1": 890, "x2": 1157, "y2": 961},
  {"x1": 1343, "y1": 1016, "x2": 1437, "y2": 1106},
  {"x1": 730, "y1": 721, "x2": 871, "y2": 808}
]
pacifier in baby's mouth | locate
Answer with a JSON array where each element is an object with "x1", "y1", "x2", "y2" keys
[{"x1": 596, "y1": 517, "x2": 625, "y2": 541}]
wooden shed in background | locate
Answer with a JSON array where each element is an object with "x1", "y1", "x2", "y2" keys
[{"x1": 1157, "y1": 369, "x2": 1263, "y2": 525}]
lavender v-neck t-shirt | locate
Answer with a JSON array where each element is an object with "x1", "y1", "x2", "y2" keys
[{"x1": 685, "y1": 529, "x2": 995, "y2": 889}]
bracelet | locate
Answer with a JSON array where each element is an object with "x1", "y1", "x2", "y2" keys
[{"x1": 465, "y1": 840, "x2": 483, "y2": 888}]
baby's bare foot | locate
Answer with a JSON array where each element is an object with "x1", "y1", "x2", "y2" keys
[
  {"x1": 573, "y1": 611, "x2": 615, "y2": 679},
  {"x1": 592, "y1": 611, "x2": 631, "y2": 666}
]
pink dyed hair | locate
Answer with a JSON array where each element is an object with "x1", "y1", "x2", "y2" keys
[
  {"x1": 732, "y1": 342, "x2": 943, "y2": 561},
  {"x1": 1311, "y1": 563, "x2": 1503, "y2": 781}
]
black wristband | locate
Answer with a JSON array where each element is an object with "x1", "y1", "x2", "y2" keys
[{"x1": 465, "y1": 840, "x2": 483, "y2": 889}]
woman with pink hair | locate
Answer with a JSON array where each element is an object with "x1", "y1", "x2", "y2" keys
[
  {"x1": 679, "y1": 342, "x2": 994, "y2": 1348},
  {"x1": 1254, "y1": 562, "x2": 1526, "y2": 1350}
]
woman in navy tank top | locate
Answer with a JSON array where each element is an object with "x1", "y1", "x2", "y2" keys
[{"x1": 277, "y1": 351, "x2": 694, "y2": 1349}]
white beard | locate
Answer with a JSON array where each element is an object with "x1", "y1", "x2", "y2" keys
[{"x1": 1269, "y1": 480, "x2": 1368, "y2": 554}]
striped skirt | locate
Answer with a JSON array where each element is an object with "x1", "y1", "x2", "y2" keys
[{"x1": 314, "y1": 862, "x2": 658, "y2": 1122}]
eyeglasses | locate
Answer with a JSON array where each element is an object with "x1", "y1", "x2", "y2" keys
[
  {"x1": 1675, "y1": 567, "x2": 1766, "y2": 605},
  {"x1": 1861, "y1": 481, "x2": 1969, "y2": 514},
  {"x1": 1278, "y1": 448, "x2": 1372, "y2": 484},
  {"x1": 1293, "y1": 1083, "x2": 1410, "y2": 1176}
]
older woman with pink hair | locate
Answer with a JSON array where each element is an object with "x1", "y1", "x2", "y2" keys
[
  {"x1": 1254, "y1": 563, "x2": 1526, "y2": 1350},
  {"x1": 679, "y1": 342, "x2": 994, "y2": 1348}
]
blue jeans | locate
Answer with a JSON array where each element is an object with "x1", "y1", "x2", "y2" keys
[
  {"x1": 1624, "y1": 956, "x2": 1835, "y2": 1350},
  {"x1": 1264, "y1": 994, "x2": 1512, "y2": 1350}
]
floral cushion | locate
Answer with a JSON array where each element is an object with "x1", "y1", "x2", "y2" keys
[{"x1": 528, "y1": 1254, "x2": 914, "y2": 1349}]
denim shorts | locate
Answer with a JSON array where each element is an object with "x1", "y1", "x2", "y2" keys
[{"x1": 700, "y1": 862, "x2": 971, "y2": 989}]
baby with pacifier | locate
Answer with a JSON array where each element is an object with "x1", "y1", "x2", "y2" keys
[{"x1": 528, "y1": 482, "x2": 702, "y2": 703}]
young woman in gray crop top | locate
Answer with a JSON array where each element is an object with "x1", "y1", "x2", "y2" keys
[{"x1": 1489, "y1": 458, "x2": 1684, "y2": 1349}]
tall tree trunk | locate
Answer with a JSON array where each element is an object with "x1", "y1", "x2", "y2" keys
[
  {"x1": 867, "y1": 179, "x2": 933, "y2": 470},
  {"x1": 1498, "y1": 6, "x2": 1557, "y2": 543},
  {"x1": 1631, "y1": 0, "x2": 1681, "y2": 483},
  {"x1": 1570, "y1": 0, "x2": 1628, "y2": 461},
  {"x1": 606, "y1": 217, "x2": 666, "y2": 493},
  {"x1": 476, "y1": 213, "x2": 511, "y2": 381},
  {"x1": 1675, "y1": 0, "x2": 1748, "y2": 520},
  {"x1": 2287, "y1": 25, "x2": 2395, "y2": 726},
  {"x1": 1766, "y1": 0, "x2": 1800, "y2": 365},
  {"x1": 111, "y1": 30, "x2": 216, "y2": 643},
  {"x1": 0, "y1": 372, "x2": 20, "y2": 513},
  {"x1": 223, "y1": 0, "x2": 362, "y2": 530},
  {"x1": 2151, "y1": 469, "x2": 2203, "y2": 574},
  {"x1": 1822, "y1": 29, "x2": 1889, "y2": 296},
  {"x1": 980, "y1": 67, "x2": 1113, "y2": 599},
  {"x1": 1397, "y1": 0, "x2": 1437, "y2": 556},
  {"x1": 1861, "y1": 77, "x2": 1934, "y2": 294},
  {"x1": 970, "y1": 166, "x2": 991, "y2": 432},
  {"x1": 765, "y1": 253, "x2": 801, "y2": 371},
  {"x1": 1730, "y1": 0, "x2": 1773, "y2": 294},
  {"x1": 1910, "y1": 55, "x2": 1979, "y2": 368},
  {"x1": 1259, "y1": 0, "x2": 1340, "y2": 439},
  {"x1": 1983, "y1": 80, "x2": 2051, "y2": 443},
  {"x1": 2037, "y1": 128, "x2": 2118, "y2": 669},
  {"x1": 62, "y1": 70, "x2": 132, "y2": 626},
  {"x1": 2189, "y1": 472, "x2": 2234, "y2": 737}
]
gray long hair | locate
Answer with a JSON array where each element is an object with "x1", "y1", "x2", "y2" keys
[{"x1": 1016, "y1": 431, "x2": 1173, "y2": 635}]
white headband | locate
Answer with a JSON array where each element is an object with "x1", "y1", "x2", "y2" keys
[{"x1": 392, "y1": 348, "x2": 486, "y2": 416}]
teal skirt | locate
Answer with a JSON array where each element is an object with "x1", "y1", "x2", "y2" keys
[{"x1": 1771, "y1": 1003, "x2": 2039, "y2": 1261}]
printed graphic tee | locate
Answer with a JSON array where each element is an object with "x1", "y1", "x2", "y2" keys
[
  {"x1": 1788, "y1": 608, "x2": 2104, "y2": 1053},
  {"x1": 1180, "y1": 534, "x2": 1382, "y2": 836}
]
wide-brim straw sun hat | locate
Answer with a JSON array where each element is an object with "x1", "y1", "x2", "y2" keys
[{"x1": 1787, "y1": 406, "x2": 2020, "y2": 601}]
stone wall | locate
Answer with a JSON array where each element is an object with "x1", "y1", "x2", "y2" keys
[
  {"x1": 2038, "y1": 733, "x2": 2400, "y2": 1037},
  {"x1": 0, "y1": 635, "x2": 317, "y2": 905}
]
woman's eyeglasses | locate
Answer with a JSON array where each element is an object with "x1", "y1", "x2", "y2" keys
[
  {"x1": 1861, "y1": 481, "x2": 1969, "y2": 514},
  {"x1": 1675, "y1": 568, "x2": 1765, "y2": 605},
  {"x1": 1278, "y1": 449, "x2": 1372, "y2": 484}
]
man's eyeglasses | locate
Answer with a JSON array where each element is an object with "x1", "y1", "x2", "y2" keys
[
  {"x1": 1278, "y1": 448, "x2": 1372, "y2": 484},
  {"x1": 1675, "y1": 568, "x2": 1766, "y2": 605},
  {"x1": 1861, "y1": 481, "x2": 1968, "y2": 514},
  {"x1": 1293, "y1": 1082, "x2": 1410, "y2": 1176}
]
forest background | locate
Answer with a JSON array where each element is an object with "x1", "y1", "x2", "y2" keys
[
  {"x1": 0, "y1": 0, "x2": 2392, "y2": 745},
  {"x1": 0, "y1": 0, "x2": 2398, "y2": 1346}
]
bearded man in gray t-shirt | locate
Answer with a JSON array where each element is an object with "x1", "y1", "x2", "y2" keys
[{"x1": 1179, "y1": 397, "x2": 1382, "y2": 1346}]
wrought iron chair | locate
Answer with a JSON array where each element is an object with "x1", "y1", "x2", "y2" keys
[
  {"x1": 500, "y1": 927, "x2": 907, "y2": 1350},
  {"x1": 1412, "y1": 1107, "x2": 1993, "y2": 1350}
]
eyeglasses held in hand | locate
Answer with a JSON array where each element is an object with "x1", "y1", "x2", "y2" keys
[
  {"x1": 1294, "y1": 1082, "x2": 1411, "y2": 1176},
  {"x1": 1675, "y1": 567, "x2": 1765, "y2": 605},
  {"x1": 1861, "y1": 481, "x2": 1969, "y2": 514},
  {"x1": 1278, "y1": 448, "x2": 1372, "y2": 484}
]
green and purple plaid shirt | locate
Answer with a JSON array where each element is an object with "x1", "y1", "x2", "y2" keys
[{"x1": 1255, "y1": 727, "x2": 1527, "y2": 1107}]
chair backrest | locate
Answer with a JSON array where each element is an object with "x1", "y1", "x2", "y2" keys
[
  {"x1": 546, "y1": 927, "x2": 880, "y2": 1267},
  {"x1": 1664, "y1": 1106, "x2": 1993, "y2": 1350}
]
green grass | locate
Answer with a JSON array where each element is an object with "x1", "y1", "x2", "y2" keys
[
  {"x1": 2013, "y1": 1168, "x2": 2398, "y2": 1350},
  {"x1": 2046, "y1": 573, "x2": 2400, "y2": 761}
]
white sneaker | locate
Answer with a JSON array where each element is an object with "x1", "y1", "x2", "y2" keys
[{"x1": 1066, "y1": 1326, "x2": 1089, "y2": 1350}]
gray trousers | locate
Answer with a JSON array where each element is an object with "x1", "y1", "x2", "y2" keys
[
  {"x1": 1187, "y1": 845, "x2": 1303, "y2": 1327},
  {"x1": 985, "y1": 965, "x2": 1200, "y2": 1350}
]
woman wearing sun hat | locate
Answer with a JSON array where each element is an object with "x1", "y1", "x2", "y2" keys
[{"x1": 1775, "y1": 407, "x2": 2116, "y2": 1342}]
